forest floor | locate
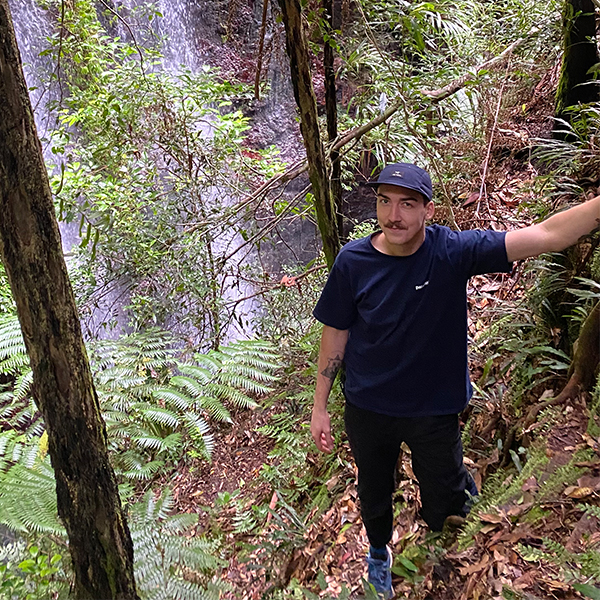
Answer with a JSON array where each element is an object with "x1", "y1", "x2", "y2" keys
[
  {"x1": 168, "y1": 69, "x2": 600, "y2": 599},
  {"x1": 174, "y1": 373, "x2": 600, "y2": 599}
]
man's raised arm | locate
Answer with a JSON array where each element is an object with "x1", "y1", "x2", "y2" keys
[
  {"x1": 505, "y1": 194, "x2": 600, "y2": 262},
  {"x1": 311, "y1": 325, "x2": 349, "y2": 453}
]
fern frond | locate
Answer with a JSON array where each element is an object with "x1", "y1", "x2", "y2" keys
[
  {"x1": 129, "y1": 490, "x2": 226, "y2": 600},
  {"x1": 152, "y1": 386, "x2": 193, "y2": 411},
  {"x1": 194, "y1": 395, "x2": 232, "y2": 423},
  {"x1": 11, "y1": 370, "x2": 34, "y2": 402},
  {"x1": 206, "y1": 383, "x2": 257, "y2": 409},
  {"x1": 118, "y1": 454, "x2": 165, "y2": 480},
  {"x1": 131, "y1": 432, "x2": 182, "y2": 452},
  {"x1": 584, "y1": 504, "x2": 600, "y2": 519},
  {"x1": 0, "y1": 459, "x2": 65, "y2": 536},
  {"x1": 177, "y1": 364, "x2": 213, "y2": 384},
  {"x1": 220, "y1": 363, "x2": 279, "y2": 382},
  {"x1": 0, "y1": 316, "x2": 27, "y2": 360},
  {"x1": 182, "y1": 412, "x2": 214, "y2": 458},
  {"x1": 169, "y1": 375, "x2": 206, "y2": 398},
  {"x1": 215, "y1": 372, "x2": 274, "y2": 395},
  {"x1": 0, "y1": 352, "x2": 30, "y2": 376},
  {"x1": 192, "y1": 354, "x2": 222, "y2": 373},
  {"x1": 133, "y1": 403, "x2": 180, "y2": 428}
]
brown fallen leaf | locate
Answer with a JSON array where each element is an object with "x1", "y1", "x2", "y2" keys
[
  {"x1": 575, "y1": 460, "x2": 600, "y2": 468},
  {"x1": 521, "y1": 476, "x2": 538, "y2": 493},
  {"x1": 458, "y1": 553, "x2": 490, "y2": 576},
  {"x1": 564, "y1": 486, "x2": 595, "y2": 499},
  {"x1": 479, "y1": 512, "x2": 504, "y2": 524},
  {"x1": 462, "y1": 192, "x2": 480, "y2": 207},
  {"x1": 480, "y1": 282, "x2": 501, "y2": 293},
  {"x1": 480, "y1": 523, "x2": 501, "y2": 534},
  {"x1": 506, "y1": 502, "x2": 533, "y2": 517},
  {"x1": 540, "y1": 579, "x2": 571, "y2": 592}
]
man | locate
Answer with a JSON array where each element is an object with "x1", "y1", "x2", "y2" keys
[{"x1": 311, "y1": 163, "x2": 600, "y2": 598}]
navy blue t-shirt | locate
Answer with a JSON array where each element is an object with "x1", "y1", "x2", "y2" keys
[{"x1": 313, "y1": 224, "x2": 512, "y2": 417}]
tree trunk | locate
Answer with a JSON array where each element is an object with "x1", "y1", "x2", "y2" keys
[
  {"x1": 278, "y1": 0, "x2": 341, "y2": 269},
  {"x1": 0, "y1": 2, "x2": 139, "y2": 598},
  {"x1": 555, "y1": 0, "x2": 600, "y2": 131},
  {"x1": 555, "y1": 299, "x2": 600, "y2": 402},
  {"x1": 323, "y1": 0, "x2": 343, "y2": 241}
]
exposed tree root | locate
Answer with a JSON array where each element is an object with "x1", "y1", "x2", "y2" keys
[{"x1": 502, "y1": 301, "x2": 600, "y2": 466}]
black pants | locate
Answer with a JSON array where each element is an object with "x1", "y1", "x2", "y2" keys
[{"x1": 344, "y1": 401, "x2": 476, "y2": 548}]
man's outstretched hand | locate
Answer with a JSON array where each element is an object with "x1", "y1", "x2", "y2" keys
[{"x1": 311, "y1": 408, "x2": 334, "y2": 453}]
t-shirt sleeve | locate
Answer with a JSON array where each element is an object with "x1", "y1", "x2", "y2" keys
[
  {"x1": 454, "y1": 229, "x2": 513, "y2": 277},
  {"x1": 313, "y1": 254, "x2": 357, "y2": 330}
]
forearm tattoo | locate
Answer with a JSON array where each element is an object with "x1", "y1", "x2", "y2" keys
[{"x1": 321, "y1": 354, "x2": 343, "y2": 381}]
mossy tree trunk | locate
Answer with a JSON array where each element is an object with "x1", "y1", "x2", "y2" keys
[
  {"x1": 0, "y1": 1, "x2": 139, "y2": 598},
  {"x1": 278, "y1": 0, "x2": 341, "y2": 269},
  {"x1": 555, "y1": 0, "x2": 600, "y2": 130},
  {"x1": 323, "y1": 0, "x2": 343, "y2": 241},
  {"x1": 555, "y1": 300, "x2": 600, "y2": 402}
]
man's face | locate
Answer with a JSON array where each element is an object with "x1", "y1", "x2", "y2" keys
[{"x1": 375, "y1": 184, "x2": 435, "y2": 256}]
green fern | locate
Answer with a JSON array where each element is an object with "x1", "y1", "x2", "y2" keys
[
  {"x1": 0, "y1": 440, "x2": 65, "y2": 537},
  {"x1": 0, "y1": 320, "x2": 281, "y2": 482},
  {"x1": 584, "y1": 505, "x2": 600, "y2": 520},
  {"x1": 130, "y1": 489, "x2": 228, "y2": 600},
  {"x1": 0, "y1": 315, "x2": 28, "y2": 376},
  {"x1": 458, "y1": 446, "x2": 549, "y2": 548},
  {"x1": 517, "y1": 535, "x2": 600, "y2": 584}
]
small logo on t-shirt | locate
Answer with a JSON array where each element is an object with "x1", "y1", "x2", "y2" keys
[{"x1": 415, "y1": 280, "x2": 429, "y2": 290}]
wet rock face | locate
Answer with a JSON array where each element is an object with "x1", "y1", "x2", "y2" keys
[{"x1": 343, "y1": 184, "x2": 377, "y2": 235}]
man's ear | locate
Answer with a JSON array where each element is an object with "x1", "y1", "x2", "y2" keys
[{"x1": 426, "y1": 200, "x2": 435, "y2": 220}]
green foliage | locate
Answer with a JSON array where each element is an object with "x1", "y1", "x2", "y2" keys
[
  {"x1": 0, "y1": 457, "x2": 65, "y2": 537},
  {"x1": 535, "y1": 103, "x2": 600, "y2": 176},
  {"x1": 42, "y1": 0, "x2": 284, "y2": 345},
  {"x1": 130, "y1": 489, "x2": 227, "y2": 600},
  {"x1": 94, "y1": 331, "x2": 280, "y2": 478},
  {"x1": 333, "y1": 0, "x2": 562, "y2": 188},
  {"x1": 0, "y1": 315, "x2": 28, "y2": 377},
  {"x1": 588, "y1": 377, "x2": 600, "y2": 436},
  {"x1": 517, "y1": 534, "x2": 600, "y2": 586},
  {"x1": 0, "y1": 435, "x2": 228, "y2": 599},
  {"x1": 254, "y1": 266, "x2": 328, "y2": 346},
  {"x1": 0, "y1": 319, "x2": 281, "y2": 480},
  {"x1": 0, "y1": 541, "x2": 70, "y2": 600},
  {"x1": 0, "y1": 262, "x2": 15, "y2": 317},
  {"x1": 458, "y1": 445, "x2": 549, "y2": 548}
]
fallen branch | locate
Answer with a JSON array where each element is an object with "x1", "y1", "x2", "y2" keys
[{"x1": 422, "y1": 35, "x2": 533, "y2": 102}]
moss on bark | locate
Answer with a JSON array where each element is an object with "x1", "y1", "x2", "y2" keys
[
  {"x1": 278, "y1": 0, "x2": 341, "y2": 269},
  {"x1": 0, "y1": 1, "x2": 139, "y2": 597},
  {"x1": 555, "y1": 0, "x2": 600, "y2": 133}
]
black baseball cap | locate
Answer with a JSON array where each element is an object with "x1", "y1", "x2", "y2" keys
[{"x1": 367, "y1": 162, "x2": 432, "y2": 202}]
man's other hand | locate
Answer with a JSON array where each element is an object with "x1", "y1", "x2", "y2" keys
[{"x1": 311, "y1": 408, "x2": 333, "y2": 453}]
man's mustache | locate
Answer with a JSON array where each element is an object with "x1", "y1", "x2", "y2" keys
[{"x1": 384, "y1": 222, "x2": 407, "y2": 229}]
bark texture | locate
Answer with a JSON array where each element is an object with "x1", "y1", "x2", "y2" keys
[
  {"x1": 555, "y1": 0, "x2": 600, "y2": 128},
  {"x1": 323, "y1": 0, "x2": 343, "y2": 240},
  {"x1": 278, "y1": 0, "x2": 341, "y2": 269},
  {"x1": 0, "y1": 1, "x2": 139, "y2": 598},
  {"x1": 555, "y1": 300, "x2": 600, "y2": 402}
]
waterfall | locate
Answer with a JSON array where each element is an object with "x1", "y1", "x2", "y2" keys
[{"x1": 8, "y1": 0, "x2": 279, "y2": 343}]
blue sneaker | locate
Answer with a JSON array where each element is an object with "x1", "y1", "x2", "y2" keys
[{"x1": 366, "y1": 546, "x2": 393, "y2": 598}]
